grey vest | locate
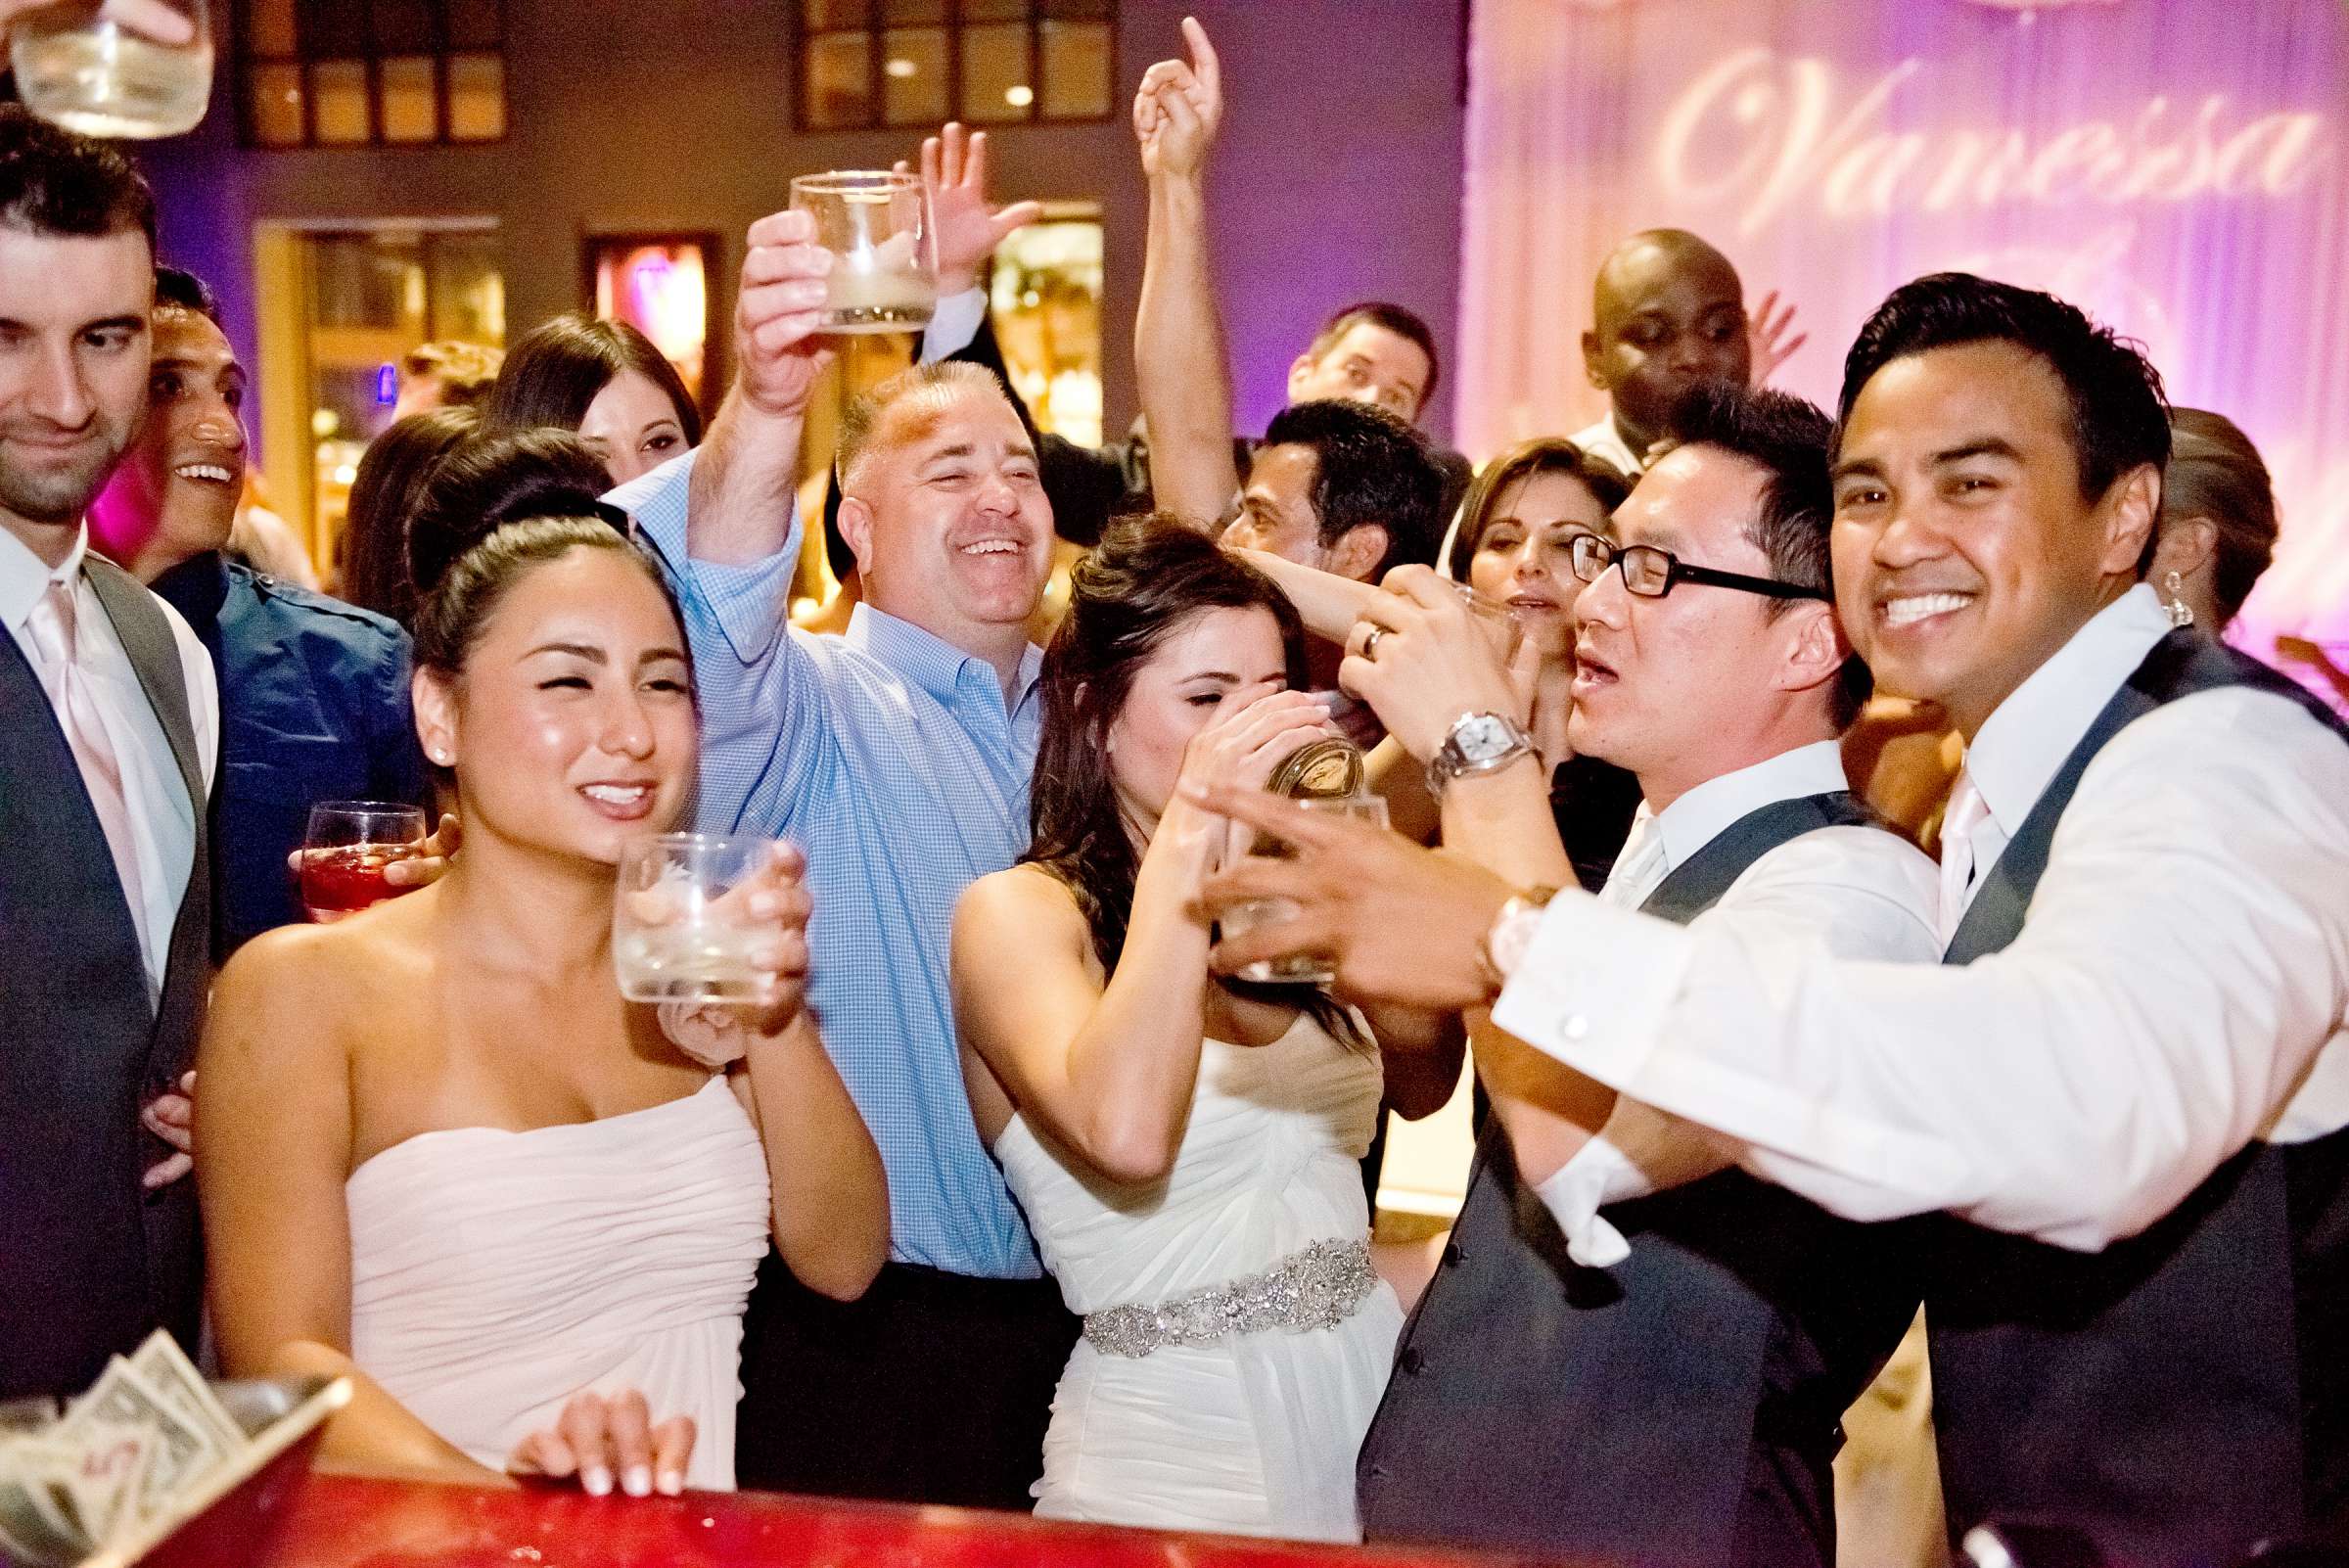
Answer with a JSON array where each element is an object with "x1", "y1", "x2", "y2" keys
[
  {"x1": 0, "y1": 555, "x2": 210, "y2": 1399},
  {"x1": 1922, "y1": 629, "x2": 2349, "y2": 1566},
  {"x1": 1358, "y1": 791, "x2": 1918, "y2": 1568}
]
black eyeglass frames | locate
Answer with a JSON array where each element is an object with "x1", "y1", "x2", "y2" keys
[{"x1": 1567, "y1": 533, "x2": 1829, "y2": 603}]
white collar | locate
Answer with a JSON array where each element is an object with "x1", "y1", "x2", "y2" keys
[
  {"x1": 1961, "y1": 583, "x2": 2172, "y2": 840},
  {"x1": 0, "y1": 520, "x2": 87, "y2": 635},
  {"x1": 1640, "y1": 738, "x2": 1852, "y2": 875}
]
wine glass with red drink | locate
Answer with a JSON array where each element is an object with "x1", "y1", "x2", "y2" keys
[{"x1": 300, "y1": 801, "x2": 429, "y2": 923}]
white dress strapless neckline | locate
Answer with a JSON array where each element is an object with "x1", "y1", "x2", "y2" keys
[
  {"x1": 346, "y1": 1076, "x2": 770, "y2": 1490},
  {"x1": 991, "y1": 1012, "x2": 1401, "y2": 1542}
]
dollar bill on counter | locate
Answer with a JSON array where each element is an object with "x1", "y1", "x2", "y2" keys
[{"x1": 0, "y1": 1331, "x2": 246, "y2": 1567}]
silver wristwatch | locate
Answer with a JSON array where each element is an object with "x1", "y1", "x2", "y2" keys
[{"x1": 1428, "y1": 711, "x2": 1537, "y2": 796}]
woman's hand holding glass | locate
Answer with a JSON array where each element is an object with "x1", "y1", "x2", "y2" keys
[
  {"x1": 629, "y1": 839, "x2": 814, "y2": 1069},
  {"x1": 507, "y1": 1387, "x2": 695, "y2": 1499},
  {"x1": 1165, "y1": 685, "x2": 1338, "y2": 855}
]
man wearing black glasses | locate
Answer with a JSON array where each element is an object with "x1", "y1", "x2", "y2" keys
[{"x1": 1313, "y1": 382, "x2": 1939, "y2": 1567}]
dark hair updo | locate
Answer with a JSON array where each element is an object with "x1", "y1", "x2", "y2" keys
[{"x1": 406, "y1": 427, "x2": 685, "y2": 683}]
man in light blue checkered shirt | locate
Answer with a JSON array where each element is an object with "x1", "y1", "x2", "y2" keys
[{"x1": 606, "y1": 205, "x2": 1077, "y2": 1509}]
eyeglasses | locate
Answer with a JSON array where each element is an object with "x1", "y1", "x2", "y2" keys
[{"x1": 1568, "y1": 533, "x2": 1829, "y2": 603}]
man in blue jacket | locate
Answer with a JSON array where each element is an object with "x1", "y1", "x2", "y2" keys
[{"x1": 93, "y1": 266, "x2": 429, "y2": 954}]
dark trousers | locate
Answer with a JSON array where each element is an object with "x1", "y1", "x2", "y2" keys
[{"x1": 734, "y1": 1252, "x2": 1080, "y2": 1510}]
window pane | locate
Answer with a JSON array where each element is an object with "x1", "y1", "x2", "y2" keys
[
  {"x1": 879, "y1": 0, "x2": 944, "y2": 21},
  {"x1": 447, "y1": 53, "x2": 504, "y2": 139},
  {"x1": 443, "y1": 0, "x2": 502, "y2": 51},
  {"x1": 380, "y1": 55, "x2": 437, "y2": 141},
  {"x1": 368, "y1": 0, "x2": 436, "y2": 52},
  {"x1": 802, "y1": 0, "x2": 870, "y2": 24},
  {"x1": 296, "y1": 0, "x2": 362, "y2": 53},
  {"x1": 880, "y1": 26, "x2": 944, "y2": 127},
  {"x1": 244, "y1": 0, "x2": 296, "y2": 56},
  {"x1": 803, "y1": 29, "x2": 871, "y2": 128},
  {"x1": 962, "y1": 0, "x2": 1027, "y2": 18},
  {"x1": 1038, "y1": 21, "x2": 1108, "y2": 118},
  {"x1": 959, "y1": 21, "x2": 1029, "y2": 123},
  {"x1": 310, "y1": 60, "x2": 370, "y2": 143},
  {"x1": 430, "y1": 233, "x2": 505, "y2": 344},
  {"x1": 1039, "y1": 0, "x2": 1110, "y2": 18},
  {"x1": 247, "y1": 61, "x2": 305, "y2": 144}
]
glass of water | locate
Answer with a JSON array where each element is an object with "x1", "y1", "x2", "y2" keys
[
  {"x1": 11, "y1": 0, "x2": 211, "y2": 140},
  {"x1": 1221, "y1": 794, "x2": 1390, "y2": 986},
  {"x1": 1453, "y1": 580, "x2": 1526, "y2": 666},
  {"x1": 613, "y1": 833, "x2": 776, "y2": 1005},
  {"x1": 789, "y1": 170, "x2": 937, "y2": 334}
]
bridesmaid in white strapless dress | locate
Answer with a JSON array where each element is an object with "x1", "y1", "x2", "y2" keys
[
  {"x1": 951, "y1": 523, "x2": 1459, "y2": 1542},
  {"x1": 346, "y1": 1078, "x2": 769, "y2": 1491},
  {"x1": 199, "y1": 492, "x2": 888, "y2": 1496},
  {"x1": 990, "y1": 1016, "x2": 1405, "y2": 1541}
]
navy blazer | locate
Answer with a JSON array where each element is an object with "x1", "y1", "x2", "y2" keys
[{"x1": 151, "y1": 554, "x2": 431, "y2": 954}]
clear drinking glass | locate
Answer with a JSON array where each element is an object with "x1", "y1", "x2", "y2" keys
[
  {"x1": 300, "y1": 801, "x2": 428, "y2": 924},
  {"x1": 612, "y1": 833, "x2": 775, "y2": 1005},
  {"x1": 789, "y1": 169, "x2": 937, "y2": 334},
  {"x1": 1221, "y1": 794, "x2": 1390, "y2": 986},
  {"x1": 1453, "y1": 580, "x2": 1526, "y2": 665},
  {"x1": 10, "y1": 0, "x2": 212, "y2": 140}
]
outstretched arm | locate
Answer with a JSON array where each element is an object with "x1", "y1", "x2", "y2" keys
[{"x1": 1132, "y1": 17, "x2": 1240, "y2": 530}]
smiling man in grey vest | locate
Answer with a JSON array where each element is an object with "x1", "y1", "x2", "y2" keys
[
  {"x1": 1197, "y1": 275, "x2": 2349, "y2": 1567},
  {"x1": 0, "y1": 107, "x2": 216, "y2": 1401}
]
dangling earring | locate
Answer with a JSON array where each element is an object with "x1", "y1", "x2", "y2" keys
[{"x1": 2163, "y1": 571, "x2": 2194, "y2": 629}]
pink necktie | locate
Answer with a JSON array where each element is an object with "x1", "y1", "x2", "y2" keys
[
  {"x1": 1937, "y1": 770, "x2": 1987, "y2": 944},
  {"x1": 26, "y1": 577, "x2": 149, "y2": 947}
]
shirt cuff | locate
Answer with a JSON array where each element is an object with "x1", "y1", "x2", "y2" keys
[
  {"x1": 1490, "y1": 891, "x2": 1698, "y2": 1089},
  {"x1": 1532, "y1": 1136, "x2": 1639, "y2": 1268},
  {"x1": 920, "y1": 287, "x2": 990, "y2": 363}
]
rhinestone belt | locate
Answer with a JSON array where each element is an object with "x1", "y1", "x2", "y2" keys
[{"x1": 1081, "y1": 1237, "x2": 1376, "y2": 1359}]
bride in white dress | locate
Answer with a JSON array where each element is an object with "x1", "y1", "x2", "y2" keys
[
  {"x1": 952, "y1": 522, "x2": 1459, "y2": 1541},
  {"x1": 199, "y1": 457, "x2": 888, "y2": 1494}
]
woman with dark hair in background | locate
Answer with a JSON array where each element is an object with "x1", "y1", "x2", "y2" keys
[
  {"x1": 339, "y1": 405, "x2": 479, "y2": 628},
  {"x1": 950, "y1": 518, "x2": 1458, "y2": 1542},
  {"x1": 2151, "y1": 406, "x2": 2280, "y2": 634},
  {"x1": 199, "y1": 456, "x2": 886, "y2": 1496},
  {"x1": 485, "y1": 314, "x2": 703, "y2": 486}
]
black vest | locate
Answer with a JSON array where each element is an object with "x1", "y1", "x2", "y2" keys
[
  {"x1": 1925, "y1": 630, "x2": 2349, "y2": 1566},
  {"x1": 1359, "y1": 791, "x2": 1920, "y2": 1568},
  {"x1": 0, "y1": 556, "x2": 210, "y2": 1400}
]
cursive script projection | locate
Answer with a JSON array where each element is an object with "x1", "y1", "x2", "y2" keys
[{"x1": 1657, "y1": 48, "x2": 2330, "y2": 236}]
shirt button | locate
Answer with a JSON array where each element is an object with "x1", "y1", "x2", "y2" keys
[
  {"x1": 1399, "y1": 1346, "x2": 1426, "y2": 1375},
  {"x1": 1560, "y1": 1014, "x2": 1589, "y2": 1042},
  {"x1": 1441, "y1": 1240, "x2": 1463, "y2": 1268}
]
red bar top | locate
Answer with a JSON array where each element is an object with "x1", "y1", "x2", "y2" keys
[{"x1": 207, "y1": 1471, "x2": 1583, "y2": 1568}]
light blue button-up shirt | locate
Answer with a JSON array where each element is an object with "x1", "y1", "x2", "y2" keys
[{"x1": 612, "y1": 452, "x2": 1045, "y2": 1278}]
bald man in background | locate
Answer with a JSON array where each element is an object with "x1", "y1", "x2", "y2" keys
[{"x1": 1575, "y1": 228, "x2": 1803, "y2": 475}]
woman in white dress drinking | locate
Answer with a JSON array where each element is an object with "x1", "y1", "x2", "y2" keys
[
  {"x1": 198, "y1": 449, "x2": 887, "y2": 1495},
  {"x1": 951, "y1": 519, "x2": 1459, "y2": 1541}
]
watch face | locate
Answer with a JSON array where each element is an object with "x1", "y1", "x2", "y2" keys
[{"x1": 1455, "y1": 714, "x2": 1514, "y2": 762}]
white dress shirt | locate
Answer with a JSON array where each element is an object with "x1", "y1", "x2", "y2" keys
[
  {"x1": 917, "y1": 286, "x2": 992, "y2": 366},
  {"x1": 1495, "y1": 584, "x2": 2349, "y2": 1252},
  {"x1": 1520, "y1": 740, "x2": 1941, "y2": 1266},
  {"x1": 1569, "y1": 415, "x2": 1644, "y2": 479},
  {"x1": 1, "y1": 524, "x2": 217, "y2": 993}
]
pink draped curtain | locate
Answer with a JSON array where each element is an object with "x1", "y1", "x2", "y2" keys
[{"x1": 1453, "y1": 0, "x2": 2349, "y2": 697}]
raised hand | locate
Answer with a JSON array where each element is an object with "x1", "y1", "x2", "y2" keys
[
  {"x1": 1747, "y1": 289, "x2": 1808, "y2": 387},
  {"x1": 1133, "y1": 15, "x2": 1223, "y2": 181},
  {"x1": 508, "y1": 1388, "x2": 696, "y2": 1499},
  {"x1": 733, "y1": 209, "x2": 837, "y2": 420},
  {"x1": 907, "y1": 122, "x2": 1043, "y2": 299}
]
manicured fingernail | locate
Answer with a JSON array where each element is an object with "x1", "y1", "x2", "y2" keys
[
  {"x1": 657, "y1": 1470, "x2": 683, "y2": 1497},
  {"x1": 622, "y1": 1465, "x2": 652, "y2": 1498},
  {"x1": 582, "y1": 1466, "x2": 613, "y2": 1497}
]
